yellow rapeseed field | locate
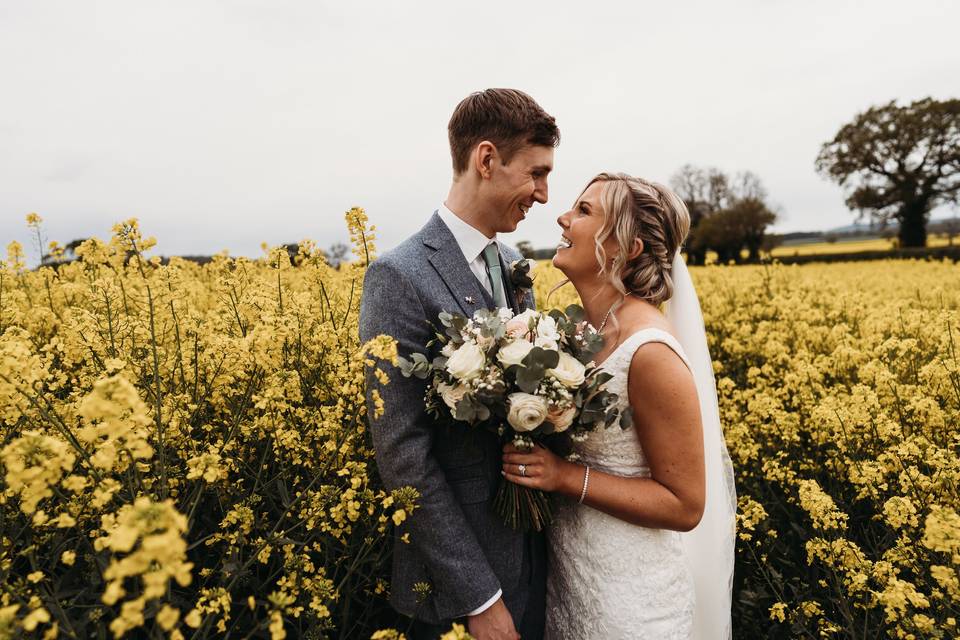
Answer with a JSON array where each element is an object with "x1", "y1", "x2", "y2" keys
[
  {"x1": 1, "y1": 212, "x2": 958, "y2": 638},
  {"x1": 1, "y1": 212, "x2": 414, "y2": 639}
]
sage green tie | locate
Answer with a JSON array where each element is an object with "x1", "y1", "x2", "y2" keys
[{"x1": 482, "y1": 242, "x2": 508, "y2": 308}]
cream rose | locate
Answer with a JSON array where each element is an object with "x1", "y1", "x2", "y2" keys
[
  {"x1": 547, "y1": 404, "x2": 577, "y2": 432},
  {"x1": 437, "y1": 381, "x2": 469, "y2": 411},
  {"x1": 497, "y1": 339, "x2": 534, "y2": 367},
  {"x1": 507, "y1": 392, "x2": 549, "y2": 432},
  {"x1": 445, "y1": 341, "x2": 486, "y2": 381},
  {"x1": 474, "y1": 332, "x2": 495, "y2": 351},
  {"x1": 548, "y1": 352, "x2": 586, "y2": 388}
]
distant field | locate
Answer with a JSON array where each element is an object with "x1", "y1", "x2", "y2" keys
[{"x1": 770, "y1": 233, "x2": 954, "y2": 257}]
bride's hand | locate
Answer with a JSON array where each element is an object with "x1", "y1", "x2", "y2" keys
[{"x1": 502, "y1": 443, "x2": 579, "y2": 494}]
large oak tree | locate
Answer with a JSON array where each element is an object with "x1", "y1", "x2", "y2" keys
[{"x1": 816, "y1": 97, "x2": 960, "y2": 247}]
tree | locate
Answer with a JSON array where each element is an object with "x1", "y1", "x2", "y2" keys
[
  {"x1": 671, "y1": 166, "x2": 777, "y2": 264},
  {"x1": 816, "y1": 97, "x2": 960, "y2": 248},
  {"x1": 515, "y1": 240, "x2": 535, "y2": 259},
  {"x1": 946, "y1": 216, "x2": 959, "y2": 247},
  {"x1": 730, "y1": 197, "x2": 778, "y2": 262},
  {"x1": 671, "y1": 165, "x2": 732, "y2": 265},
  {"x1": 692, "y1": 208, "x2": 742, "y2": 264},
  {"x1": 326, "y1": 242, "x2": 349, "y2": 268}
]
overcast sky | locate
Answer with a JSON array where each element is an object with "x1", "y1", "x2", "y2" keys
[{"x1": 2, "y1": 0, "x2": 958, "y2": 263}]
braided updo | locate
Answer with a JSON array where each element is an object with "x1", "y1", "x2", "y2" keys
[{"x1": 589, "y1": 172, "x2": 691, "y2": 306}]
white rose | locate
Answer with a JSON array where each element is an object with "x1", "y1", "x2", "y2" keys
[
  {"x1": 536, "y1": 315, "x2": 560, "y2": 344},
  {"x1": 437, "y1": 381, "x2": 469, "y2": 411},
  {"x1": 441, "y1": 342, "x2": 456, "y2": 358},
  {"x1": 534, "y1": 336, "x2": 559, "y2": 351},
  {"x1": 497, "y1": 307, "x2": 515, "y2": 323},
  {"x1": 547, "y1": 404, "x2": 577, "y2": 432},
  {"x1": 507, "y1": 392, "x2": 549, "y2": 432},
  {"x1": 445, "y1": 341, "x2": 486, "y2": 380},
  {"x1": 513, "y1": 308, "x2": 537, "y2": 324},
  {"x1": 497, "y1": 339, "x2": 534, "y2": 367},
  {"x1": 548, "y1": 352, "x2": 586, "y2": 388}
]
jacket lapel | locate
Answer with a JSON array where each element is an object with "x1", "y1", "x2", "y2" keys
[{"x1": 422, "y1": 213, "x2": 489, "y2": 317}]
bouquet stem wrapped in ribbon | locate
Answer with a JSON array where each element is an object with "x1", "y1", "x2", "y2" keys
[{"x1": 400, "y1": 305, "x2": 627, "y2": 531}]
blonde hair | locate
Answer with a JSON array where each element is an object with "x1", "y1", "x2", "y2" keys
[{"x1": 589, "y1": 172, "x2": 691, "y2": 306}]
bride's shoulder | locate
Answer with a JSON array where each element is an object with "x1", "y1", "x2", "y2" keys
[{"x1": 622, "y1": 324, "x2": 691, "y2": 376}]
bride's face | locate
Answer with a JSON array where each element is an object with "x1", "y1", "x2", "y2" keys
[{"x1": 553, "y1": 181, "x2": 616, "y2": 279}]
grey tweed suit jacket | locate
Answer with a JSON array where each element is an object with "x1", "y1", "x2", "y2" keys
[{"x1": 359, "y1": 212, "x2": 536, "y2": 625}]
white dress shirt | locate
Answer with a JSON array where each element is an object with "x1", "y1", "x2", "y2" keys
[
  {"x1": 437, "y1": 203, "x2": 501, "y2": 298},
  {"x1": 435, "y1": 202, "x2": 504, "y2": 617}
]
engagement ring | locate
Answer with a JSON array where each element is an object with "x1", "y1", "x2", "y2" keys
[{"x1": 519, "y1": 464, "x2": 527, "y2": 477}]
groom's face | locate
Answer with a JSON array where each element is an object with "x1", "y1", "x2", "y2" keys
[{"x1": 484, "y1": 144, "x2": 554, "y2": 233}]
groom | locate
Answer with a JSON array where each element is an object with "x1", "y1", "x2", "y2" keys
[{"x1": 360, "y1": 89, "x2": 559, "y2": 640}]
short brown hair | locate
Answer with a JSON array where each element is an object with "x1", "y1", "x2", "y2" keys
[{"x1": 447, "y1": 89, "x2": 560, "y2": 175}]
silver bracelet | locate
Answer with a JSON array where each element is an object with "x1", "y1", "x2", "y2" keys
[{"x1": 578, "y1": 465, "x2": 590, "y2": 504}]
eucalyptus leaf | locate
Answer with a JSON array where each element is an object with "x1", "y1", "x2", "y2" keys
[
  {"x1": 522, "y1": 347, "x2": 560, "y2": 370},
  {"x1": 397, "y1": 352, "x2": 431, "y2": 379},
  {"x1": 564, "y1": 304, "x2": 586, "y2": 323},
  {"x1": 516, "y1": 366, "x2": 543, "y2": 393}
]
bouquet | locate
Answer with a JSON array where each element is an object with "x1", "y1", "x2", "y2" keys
[{"x1": 398, "y1": 304, "x2": 626, "y2": 531}]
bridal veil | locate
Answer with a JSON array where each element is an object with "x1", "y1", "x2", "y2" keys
[{"x1": 665, "y1": 252, "x2": 738, "y2": 640}]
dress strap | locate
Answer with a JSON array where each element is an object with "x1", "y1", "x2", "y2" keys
[{"x1": 618, "y1": 328, "x2": 693, "y2": 372}]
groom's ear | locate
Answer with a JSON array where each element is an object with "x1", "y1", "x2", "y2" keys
[{"x1": 475, "y1": 141, "x2": 497, "y2": 180}]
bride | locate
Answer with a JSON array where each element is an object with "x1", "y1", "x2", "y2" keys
[{"x1": 502, "y1": 173, "x2": 737, "y2": 639}]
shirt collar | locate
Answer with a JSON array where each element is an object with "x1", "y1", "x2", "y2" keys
[{"x1": 437, "y1": 202, "x2": 498, "y2": 263}]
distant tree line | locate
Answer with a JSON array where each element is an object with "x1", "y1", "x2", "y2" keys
[{"x1": 39, "y1": 239, "x2": 354, "y2": 269}]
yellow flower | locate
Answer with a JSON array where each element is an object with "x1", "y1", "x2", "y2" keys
[
  {"x1": 186, "y1": 448, "x2": 228, "y2": 483},
  {"x1": 1, "y1": 431, "x2": 75, "y2": 515},
  {"x1": 22, "y1": 606, "x2": 50, "y2": 632},
  {"x1": 922, "y1": 506, "x2": 960, "y2": 555},
  {"x1": 439, "y1": 622, "x2": 474, "y2": 640},
  {"x1": 77, "y1": 374, "x2": 154, "y2": 471},
  {"x1": 156, "y1": 605, "x2": 179, "y2": 631},
  {"x1": 797, "y1": 479, "x2": 848, "y2": 531},
  {"x1": 769, "y1": 602, "x2": 787, "y2": 623},
  {"x1": 94, "y1": 497, "x2": 193, "y2": 635},
  {"x1": 184, "y1": 608, "x2": 202, "y2": 629},
  {"x1": 345, "y1": 207, "x2": 376, "y2": 264}
]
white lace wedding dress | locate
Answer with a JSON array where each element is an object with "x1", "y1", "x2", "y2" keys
[{"x1": 545, "y1": 328, "x2": 696, "y2": 639}]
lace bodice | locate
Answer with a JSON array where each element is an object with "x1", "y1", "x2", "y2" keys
[
  {"x1": 573, "y1": 328, "x2": 692, "y2": 478},
  {"x1": 544, "y1": 328, "x2": 696, "y2": 639}
]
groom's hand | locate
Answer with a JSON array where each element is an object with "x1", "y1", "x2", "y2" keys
[{"x1": 466, "y1": 598, "x2": 520, "y2": 640}]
